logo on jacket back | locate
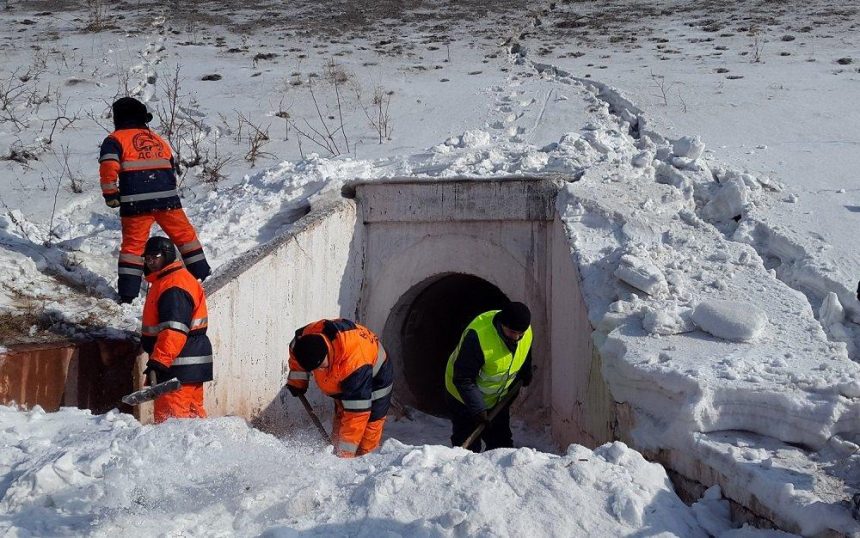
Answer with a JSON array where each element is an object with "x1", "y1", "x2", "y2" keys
[{"x1": 131, "y1": 131, "x2": 166, "y2": 159}]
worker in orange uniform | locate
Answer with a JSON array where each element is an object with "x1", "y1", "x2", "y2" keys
[
  {"x1": 140, "y1": 236, "x2": 213, "y2": 423},
  {"x1": 285, "y1": 319, "x2": 393, "y2": 457},
  {"x1": 99, "y1": 97, "x2": 210, "y2": 303}
]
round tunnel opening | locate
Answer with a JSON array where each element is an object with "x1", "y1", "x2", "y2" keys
[{"x1": 396, "y1": 273, "x2": 509, "y2": 417}]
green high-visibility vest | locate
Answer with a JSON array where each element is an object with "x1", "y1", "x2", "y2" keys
[{"x1": 445, "y1": 310, "x2": 533, "y2": 409}]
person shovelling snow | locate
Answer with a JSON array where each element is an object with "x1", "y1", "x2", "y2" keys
[
  {"x1": 444, "y1": 302, "x2": 534, "y2": 452},
  {"x1": 98, "y1": 96, "x2": 210, "y2": 303},
  {"x1": 140, "y1": 236, "x2": 213, "y2": 422},
  {"x1": 285, "y1": 319, "x2": 393, "y2": 458}
]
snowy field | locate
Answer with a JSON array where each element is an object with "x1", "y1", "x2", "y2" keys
[{"x1": 2, "y1": 0, "x2": 860, "y2": 535}]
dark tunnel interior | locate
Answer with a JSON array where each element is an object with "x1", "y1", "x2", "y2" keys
[{"x1": 398, "y1": 273, "x2": 509, "y2": 416}]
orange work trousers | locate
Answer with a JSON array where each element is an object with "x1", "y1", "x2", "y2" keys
[
  {"x1": 331, "y1": 402, "x2": 387, "y2": 457},
  {"x1": 153, "y1": 383, "x2": 207, "y2": 423},
  {"x1": 117, "y1": 208, "x2": 203, "y2": 299},
  {"x1": 121, "y1": 208, "x2": 200, "y2": 260}
]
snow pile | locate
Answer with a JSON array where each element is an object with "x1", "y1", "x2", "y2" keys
[
  {"x1": 0, "y1": 405, "x2": 726, "y2": 537},
  {"x1": 547, "y1": 68, "x2": 860, "y2": 533},
  {"x1": 548, "y1": 68, "x2": 860, "y2": 453}
]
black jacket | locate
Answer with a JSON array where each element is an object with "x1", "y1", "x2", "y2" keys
[{"x1": 451, "y1": 317, "x2": 533, "y2": 416}]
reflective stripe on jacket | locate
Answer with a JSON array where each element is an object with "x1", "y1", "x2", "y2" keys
[
  {"x1": 445, "y1": 310, "x2": 533, "y2": 409},
  {"x1": 287, "y1": 319, "x2": 393, "y2": 457},
  {"x1": 99, "y1": 128, "x2": 181, "y2": 216},
  {"x1": 141, "y1": 260, "x2": 213, "y2": 384}
]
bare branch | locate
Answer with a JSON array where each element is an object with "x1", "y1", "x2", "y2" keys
[
  {"x1": 307, "y1": 78, "x2": 340, "y2": 154},
  {"x1": 42, "y1": 91, "x2": 81, "y2": 145},
  {"x1": 236, "y1": 111, "x2": 273, "y2": 166}
]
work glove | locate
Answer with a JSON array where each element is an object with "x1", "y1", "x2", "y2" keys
[
  {"x1": 104, "y1": 193, "x2": 120, "y2": 208},
  {"x1": 286, "y1": 384, "x2": 307, "y2": 397},
  {"x1": 143, "y1": 360, "x2": 170, "y2": 385}
]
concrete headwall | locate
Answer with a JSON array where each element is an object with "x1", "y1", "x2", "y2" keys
[
  {"x1": 351, "y1": 177, "x2": 611, "y2": 446},
  {"x1": 203, "y1": 199, "x2": 364, "y2": 431}
]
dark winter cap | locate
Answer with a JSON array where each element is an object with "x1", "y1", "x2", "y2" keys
[
  {"x1": 293, "y1": 334, "x2": 328, "y2": 371},
  {"x1": 143, "y1": 236, "x2": 177, "y2": 265},
  {"x1": 496, "y1": 302, "x2": 531, "y2": 332},
  {"x1": 112, "y1": 96, "x2": 153, "y2": 128}
]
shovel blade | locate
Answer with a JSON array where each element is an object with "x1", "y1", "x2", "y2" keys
[{"x1": 121, "y1": 377, "x2": 182, "y2": 406}]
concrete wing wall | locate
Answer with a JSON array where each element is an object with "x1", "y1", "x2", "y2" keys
[
  {"x1": 203, "y1": 199, "x2": 364, "y2": 432},
  {"x1": 550, "y1": 216, "x2": 616, "y2": 448}
]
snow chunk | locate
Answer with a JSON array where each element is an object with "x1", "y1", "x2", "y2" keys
[
  {"x1": 819, "y1": 292, "x2": 845, "y2": 327},
  {"x1": 691, "y1": 485, "x2": 733, "y2": 537},
  {"x1": 655, "y1": 162, "x2": 693, "y2": 194},
  {"x1": 673, "y1": 135, "x2": 705, "y2": 161},
  {"x1": 614, "y1": 254, "x2": 668, "y2": 296},
  {"x1": 701, "y1": 177, "x2": 749, "y2": 222},
  {"x1": 643, "y1": 306, "x2": 695, "y2": 336},
  {"x1": 692, "y1": 299, "x2": 768, "y2": 342},
  {"x1": 520, "y1": 150, "x2": 549, "y2": 170},
  {"x1": 632, "y1": 151, "x2": 653, "y2": 168},
  {"x1": 459, "y1": 129, "x2": 491, "y2": 148}
]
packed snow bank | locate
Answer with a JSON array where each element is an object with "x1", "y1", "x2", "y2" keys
[
  {"x1": 669, "y1": 430, "x2": 860, "y2": 537},
  {"x1": 545, "y1": 80, "x2": 860, "y2": 451},
  {"x1": 511, "y1": 50, "x2": 860, "y2": 456},
  {"x1": 543, "y1": 68, "x2": 860, "y2": 532},
  {"x1": 0, "y1": 405, "x2": 730, "y2": 537}
]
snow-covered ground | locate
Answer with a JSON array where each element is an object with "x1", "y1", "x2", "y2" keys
[
  {"x1": 2, "y1": 0, "x2": 860, "y2": 535},
  {"x1": 0, "y1": 404, "x2": 791, "y2": 537},
  {"x1": 519, "y1": 0, "x2": 860, "y2": 354}
]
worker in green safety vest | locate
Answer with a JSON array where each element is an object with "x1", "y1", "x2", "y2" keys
[{"x1": 444, "y1": 302, "x2": 534, "y2": 452}]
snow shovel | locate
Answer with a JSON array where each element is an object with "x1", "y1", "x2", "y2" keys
[
  {"x1": 298, "y1": 393, "x2": 332, "y2": 444},
  {"x1": 461, "y1": 380, "x2": 523, "y2": 449},
  {"x1": 121, "y1": 376, "x2": 182, "y2": 406}
]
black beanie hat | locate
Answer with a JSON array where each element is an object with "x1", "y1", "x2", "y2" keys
[
  {"x1": 112, "y1": 96, "x2": 153, "y2": 128},
  {"x1": 497, "y1": 302, "x2": 531, "y2": 332},
  {"x1": 143, "y1": 236, "x2": 177, "y2": 264},
  {"x1": 293, "y1": 334, "x2": 328, "y2": 371}
]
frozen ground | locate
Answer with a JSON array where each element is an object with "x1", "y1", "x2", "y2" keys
[{"x1": 2, "y1": 0, "x2": 860, "y2": 535}]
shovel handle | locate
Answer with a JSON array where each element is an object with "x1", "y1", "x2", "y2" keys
[
  {"x1": 298, "y1": 393, "x2": 332, "y2": 444},
  {"x1": 460, "y1": 380, "x2": 523, "y2": 449}
]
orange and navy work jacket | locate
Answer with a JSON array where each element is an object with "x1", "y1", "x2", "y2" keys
[
  {"x1": 99, "y1": 128, "x2": 181, "y2": 217},
  {"x1": 141, "y1": 261, "x2": 213, "y2": 384},
  {"x1": 287, "y1": 319, "x2": 393, "y2": 457}
]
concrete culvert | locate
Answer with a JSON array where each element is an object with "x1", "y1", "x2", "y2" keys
[
  {"x1": 208, "y1": 178, "x2": 614, "y2": 450},
  {"x1": 385, "y1": 273, "x2": 509, "y2": 416}
]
